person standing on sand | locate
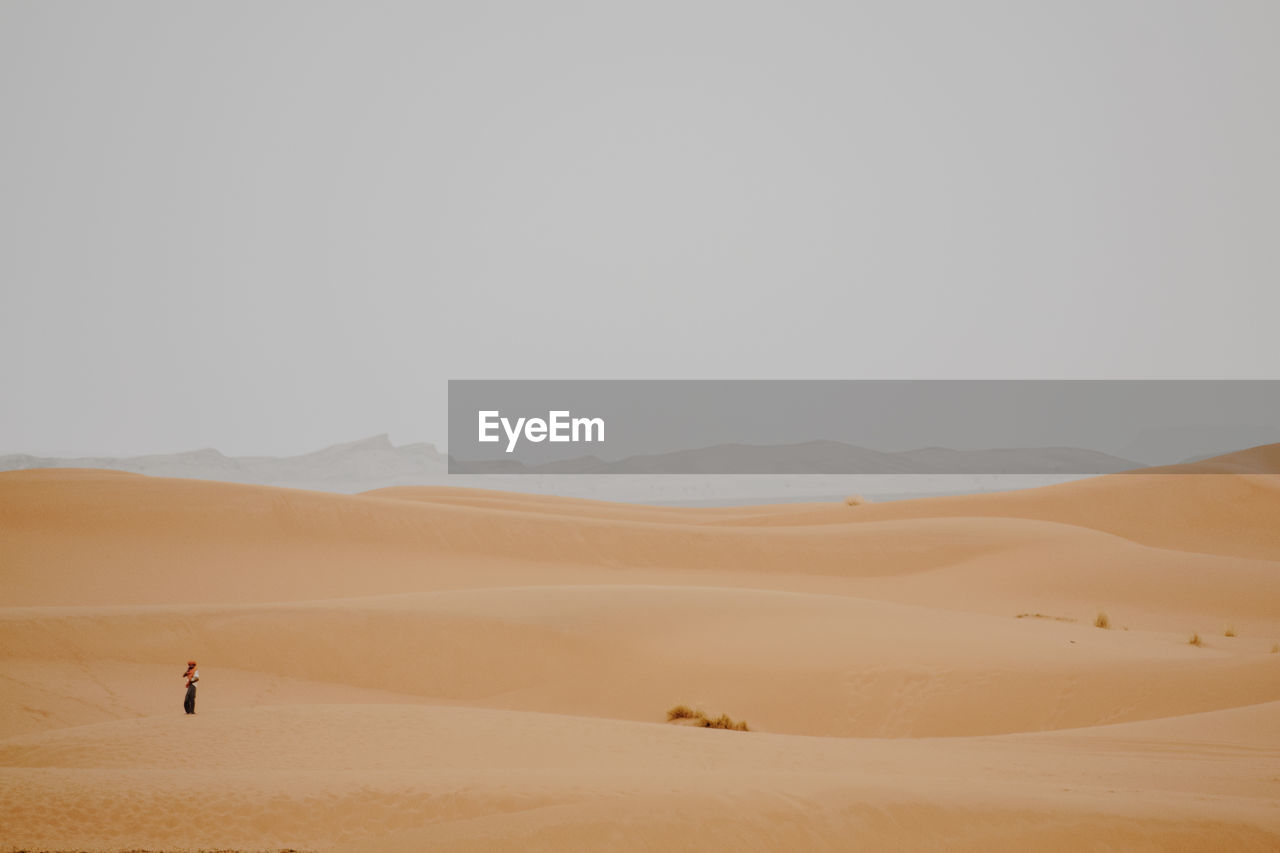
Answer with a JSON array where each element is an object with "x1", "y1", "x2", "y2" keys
[{"x1": 183, "y1": 660, "x2": 199, "y2": 715}]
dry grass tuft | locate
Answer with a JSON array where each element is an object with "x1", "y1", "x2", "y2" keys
[
  {"x1": 1224, "y1": 625, "x2": 1237, "y2": 638},
  {"x1": 844, "y1": 494, "x2": 869, "y2": 507},
  {"x1": 1016, "y1": 613, "x2": 1077, "y2": 622},
  {"x1": 1188, "y1": 632, "x2": 1203, "y2": 647},
  {"x1": 666, "y1": 705, "x2": 749, "y2": 731},
  {"x1": 701, "y1": 713, "x2": 750, "y2": 732},
  {"x1": 1094, "y1": 611, "x2": 1110, "y2": 630}
]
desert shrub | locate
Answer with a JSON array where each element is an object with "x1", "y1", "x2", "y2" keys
[
  {"x1": 1094, "y1": 611, "x2": 1110, "y2": 630},
  {"x1": 1188, "y1": 632, "x2": 1203, "y2": 647},
  {"x1": 1224, "y1": 625, "x2": 1236, "y2": 638},
  {"x1": 666, "y1": 705, "x2": 749, "y2": 731},
  {"x1": 702, "y1": 713, "x2": 749, "y2": 731},
  {"x1": 844, "y1": 494, "x2": 868, "y2": 506}
]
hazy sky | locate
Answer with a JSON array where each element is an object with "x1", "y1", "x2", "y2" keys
[{"x1": 2, "y1": 1, "x2": 1277, "y2": 457}]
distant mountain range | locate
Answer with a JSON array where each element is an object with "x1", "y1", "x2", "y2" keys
[
  {"x1": 1, "y1": 434, "x2": 1147, "y2": 488},
  {"x1": 0, "y1": 435, "x2": 446, "y2": 492},
  {"x1": 11, "y1": 435, "x2": 1274, "y2": 504}
]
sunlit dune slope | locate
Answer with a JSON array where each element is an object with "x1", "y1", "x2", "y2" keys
[
  {"x1": 3, "y1": 585, "x2": 1277, "y2": 738},
  {"x1": 1, "y1": 702, "x2": 1277, "y2": 852},
  {"x1": 727, "y1": 444, "x2": 1280, "y2": 560},
  {"x1": 2, "y1": 446, "x2": 1277, "y2": 610}
]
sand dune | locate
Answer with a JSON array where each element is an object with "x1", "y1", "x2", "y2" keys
[
  {"x1": 2, "y1": 587, "x2": 1278, "y2": 739},
  {"x1": 2, "y1": 702, "x2": 1278, "y2": 851},
  {"x1": 1, "y1": 446, "x2": 1278, "y2": 849}
]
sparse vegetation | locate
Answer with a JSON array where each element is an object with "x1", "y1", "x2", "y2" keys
[
  {"x1": 666, "y1": 705, "x2": 749, "y2": 731},
  {"x1": 1094, "y1": 611, "x2": 1110, "y2": 630},
  {"x1": 1224, "y1": 625, "x2": 1236, "y2": 638},
  {"x1": 1188, "y1": 632, "x2": 1203, "y2": 647},
  {"x1": 702, "y1": 713, "x2": 749, "y2": 731},
  {"x1": 1016, "y1": 613, "x2": 1077, "y2": 622},
  {"x1": 844, "y1": 494, "x2": 869, "y2": 507},
  {"x1": 1271, "y1": 643, "x2": 1278, "y2": 654}
]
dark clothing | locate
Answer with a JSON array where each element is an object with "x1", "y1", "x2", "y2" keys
[{"x1": 184, "y1": 683, "x2": 197, "y2": 714}]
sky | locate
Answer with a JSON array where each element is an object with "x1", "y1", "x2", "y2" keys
[{"x1": 2, "y1": 1, "x2": 1277, "y2": 457}]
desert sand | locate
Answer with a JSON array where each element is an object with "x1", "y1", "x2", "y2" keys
[{"x1": 1, "y1": 446, "x2": 1278, "y2": 851}]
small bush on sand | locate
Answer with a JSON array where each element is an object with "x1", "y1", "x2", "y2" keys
[
  {"x1": 666, "y1": 705, "x2": 749, "y2": 731},
  {"x1": 844, "y1": 494, "x2": 869, "y2": 507},
  {"x1": 701, "y1": 713, "x2": 749, "y2": 732},
  {"x1": 1188, "y1": 632, "x2": 1203, "y2": 647},
  {"x1": 1224, "y1": 625, "x2": 1236, "y2": 638},
  {"x1": 1094, "y1": 611, "x2": 1110, "y2": 630}
]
